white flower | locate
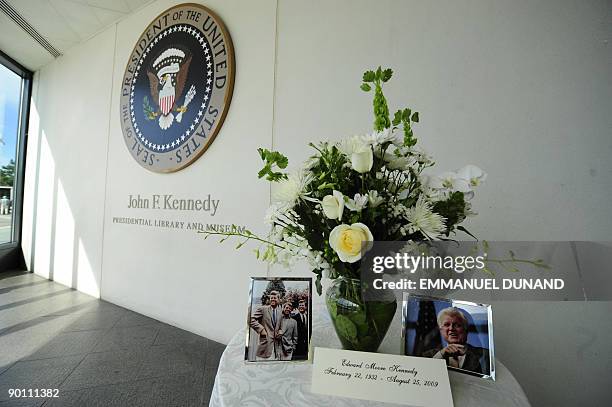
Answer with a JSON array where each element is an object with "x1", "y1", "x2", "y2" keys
[
  {"x1": 351, "y1": 146, "x2": 373, "y2": 173},
  {"x1": 306, "y1": 250, "x2": 331, "y2": 271},
  {"x1": 321, "y1": 190, "x2": 345, "y2": 220},
  {"x1": 329, "y1": 223, "x2": 374, "y2": 263},
  {"x1": 368, "y1": 190, "x2": 384, "y2": 208},
  {"x1": 427, "y1": 171, "x2": 471, "y2": 193},
  {"x1": 387, "y1": 156, "x2": 410, "y2": 170},
  {"x1": 405, "y1": 197, "x2": 447, "y2": 240},
  {"x1": 464, "y1": 200, "x2": 476, "y2": 217},
  {"x1": 457, "y1": 165, "x2": 487, "y2": 187},
  {"x1": 304, "y1": 156, "x2": 320, "y2": 170},
  {"x1": 272, "y1": 170, "x2": 314, "y2": 207},
  {"x1": 345, "y1": 193, "x2": 368, "y2": 212},
  {"x1": 363, "y1": 128, "x2": 398, "y2": 146},
  {"x1": 409, "y1": 146, "x2": 433, "y2": 165},
  {"x1": 264, "y1": 204, "x2": 283, "y2": 225},
  {"x1": 338, "y1": 135, "x2": 368, "y2": 156}
]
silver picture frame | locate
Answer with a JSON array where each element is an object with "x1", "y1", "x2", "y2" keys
[
  {"x1": 245, "y1": 277, "x2": 312, "y2": 363},
  {"x1": 401, "y1": 293, "x2": 495, "y2": 380}
]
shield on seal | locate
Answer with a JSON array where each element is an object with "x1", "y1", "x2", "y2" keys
[{"x1": 159, "y1": 85, "x2": 175, "y2": 116}]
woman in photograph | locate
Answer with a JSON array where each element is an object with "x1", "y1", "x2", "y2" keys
[{"x1": 278, "y1": 301, "x2": 298, "y2": 360}]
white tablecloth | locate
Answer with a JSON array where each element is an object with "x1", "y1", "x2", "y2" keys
[{"x1": 210, "y1": 296, "x2": 530, "y2": 407}]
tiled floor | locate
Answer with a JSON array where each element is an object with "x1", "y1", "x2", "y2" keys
[{"x1": 0, "y1": 271, "x2": 225, "y2": 407}]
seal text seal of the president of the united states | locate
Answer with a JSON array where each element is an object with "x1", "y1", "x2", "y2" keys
[{"x1": 120, "y1": 3, "x2": 234, "y2": 172}]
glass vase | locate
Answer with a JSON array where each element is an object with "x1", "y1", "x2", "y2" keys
[{"x1": 325, "y1": 277, "x2": 397, "y2": 352}]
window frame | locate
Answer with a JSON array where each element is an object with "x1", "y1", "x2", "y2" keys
[{"x1": 0, "y1": 49, "x2": 33, "y2": 269}]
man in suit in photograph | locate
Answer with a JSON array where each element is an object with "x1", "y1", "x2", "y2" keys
[
  {"x1": 250, "y1": 290, "x2": 282, "y2": 360},
  {"x1": 279, "y1": 301, "x2": 298, "y2": 360},
  {"x1": 291, "y1": 299, "x2": 309, "y2": 360},
  {"x1": 423, "y1": 307, "x2": 490, "y2": 375}
]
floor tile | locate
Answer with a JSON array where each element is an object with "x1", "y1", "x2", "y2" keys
[
  {"x1": 205, "y1": 341, "x2": 226, "y2": 369},
  {"x1": 114, "y1": 311, "x2": 161, "y2": 328},
  {"x1": 48, "y1": 374, "x2": 204, "y2": 407},
  {"x1": 0, "y1": 356, "x2": 83, "y2": 402},
  {"x1": 153, "y1": 325, "x2": 209, "y2": 346},
  {"x1": 0, "y1": 273, "x2": 224, "y2": 406},
  {"x1": 138, "y1": 343, "x2": 207, "y2": 379},
  {"x1": 22, "y1": 330, "x2": 105, "y2": 361},
  {"x1": 0, "y1": 398, "x2": 44, "y2": 407},
  {"x1": 201, "y1": 367, "x2": 218, "y2": 406},
  {"x1": 61, "y1": 310, "x2": 124, "y2": 332},
  {"x1": 92, "y1": 325, "x2": 160, "y2": 352},
  {"x1": 59, "y1": 349, "x2": 144, "y2": 391}
]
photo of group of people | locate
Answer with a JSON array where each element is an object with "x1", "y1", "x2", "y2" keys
[
  {"x1": 245, "y1": 278, "x2": 312, "y2": 362},
  {"x1": 402, "y1": 294, "x2": 495, "y2": 379}
]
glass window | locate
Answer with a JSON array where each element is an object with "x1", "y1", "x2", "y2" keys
[{"x1": 0, "y1": 61, "x2": 24, "y2": 244}]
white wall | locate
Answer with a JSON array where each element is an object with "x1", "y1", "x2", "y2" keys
[
  {"x1": 21, "y1": 0, "x2": 612, "y2": 406},
  {"x1": 24, "y1": 0, "x2": 275, "y2": 342}
]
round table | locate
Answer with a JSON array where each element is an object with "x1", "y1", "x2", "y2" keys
[{"x1": 210, "y1": 296, "x2": 530, "y2": 407}]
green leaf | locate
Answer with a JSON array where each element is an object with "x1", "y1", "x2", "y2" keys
[
  {"x1": 326, "y1": 298, "x2": 337, "y2": 316},
  {"x1": 315, "y1": 273, "x2": 322, "y2": 296},
  {"x1": 457, "y1": 225, "x2": 478, "y2": 240},
  {"x1": 349, "y1": 312, "x2": 367, "y2": 326},
  {"x1": 257, "y1": 148, "x2": 289, "y2": 181},
  {"x1": 402, "y1": 108, "x2": 411, "y2": 121},
  {"x1": 360, "y1": 83, "x2": 371, "y2": 92},
  {"x1": 392, "y1": 110, "x2": 403, "y2": 126},
  {"x1": 362, "y1": 70, "x2": 375, "y2": 82},
  {"x1": 381, "y1": 68, "x2": 393, "y2": 82},
  {"x1": 375, "y1": 66, "x2": 382, "y2": 80},
  {"x1": 411, "y1": 112, "x2": 419, "y2": 123},
  {"x1": 335, "y1": 315, "x2": 358, "y2": 340}
]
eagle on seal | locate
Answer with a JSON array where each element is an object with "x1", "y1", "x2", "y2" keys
[{"x1": 146, "y1": 47, "x2": 193, "y2": 130}]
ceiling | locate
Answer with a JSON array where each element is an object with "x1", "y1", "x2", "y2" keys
[{"x1": 0, "y1": 0, "x2": 154, "y2": 71}]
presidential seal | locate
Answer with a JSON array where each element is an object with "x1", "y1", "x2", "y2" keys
[{"x1": 120, "y1": 4, "x2": 234, "y2": 172}]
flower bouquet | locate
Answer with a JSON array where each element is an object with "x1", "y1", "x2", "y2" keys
[{"x1": 203, "y1": 67, "x2": 486, "y2": 351}]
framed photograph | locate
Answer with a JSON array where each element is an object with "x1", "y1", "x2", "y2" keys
[
  {"x1": 402, "y1": 294, "x2": 495, "y2": 380},
  {"x1": 245, "y1": 277, "x2": 312, "y2": 363}
]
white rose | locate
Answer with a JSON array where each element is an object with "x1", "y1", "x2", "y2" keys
[
  {"x1": 321, "y1": 190, "x2": 345, "y2": 220},
  {"x1": 329, "y1": 223, "x2": 374, "y2": 263},
  {"x1": 338, "y1": 135, "x2": 365, "y2": 156},
  {"x1": 351, "y1": 147, "x2": 373, "y2": 173}
]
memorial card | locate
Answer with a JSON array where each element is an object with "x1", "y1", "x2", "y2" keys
[{"x1": 312, "y1": 347, "x2": 453, "y2": 407}]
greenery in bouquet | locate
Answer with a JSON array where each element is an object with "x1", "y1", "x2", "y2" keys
[{"x1": 202, "y1": 67, "x2": 486, "y2": 295}]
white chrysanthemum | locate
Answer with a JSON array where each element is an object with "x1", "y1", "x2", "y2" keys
[
  {"x1": 409, "y1": 146, "x2": 433, "y2": 166},
  {"x1": 363, "y1": 128, "x2": 398, "y2": 146},
  {"x1": 264, "y1": 204, "x2": 283, "y2": 225},
  {"x1": 271, "y1": 170, "x2": 314, "y2": 207},
  {"x1": 405, "y1": 197, "x2": 446, "y2": 240},
  {"x1": 304, "y1": 156, "x2": 320, "y2": 170}
]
